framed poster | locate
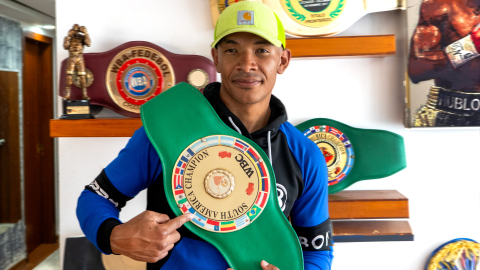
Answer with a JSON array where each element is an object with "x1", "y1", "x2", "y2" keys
[{"x1": 406, "y1": 0, "x2": 480, "y2": 127}]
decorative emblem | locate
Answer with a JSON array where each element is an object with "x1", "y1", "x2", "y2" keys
[
  {"x1": 281, "y1": 0, "x2": 345, "y2": 28},
  {"x1": 106, "y1": 46, "x2": 175, "y2": 114},
  {"x1": 73, "y1": 68, "x2": 94, "y2": 88},
  {"x1": 426, "y1": 239, "x2": 479, "y2": 270},
  {"x1": 303, "y1": 125, "x2": 354, "y2": 186},
  {"x1": 205, "y1": 169, "x2": 235, "y2": 199},
  {"x1": 216, "y1": 0, "x2": 242, "y2": 14},
  {"x1": 276, "y1": 183, "x2": 287, "y2": 211},
  {"x1": 187, "y1": 69, "x2": 209, "y2": 90},
  {"x1": 237, "y1": 10, "x2": 254, "y2": 25},
  {"x1": 246, "y1": 183, "x2": 254, "y2": 195},
  {"x1": 172, "y1": 135, "x2": 270, "y2": 233},
  {"x1": 218, "y1": 151, "x2": 231, "y2": 158}
]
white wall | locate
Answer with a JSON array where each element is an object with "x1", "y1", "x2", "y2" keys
[{"x1": 56, "y1": 1, "x2": 480, "y2": 269}]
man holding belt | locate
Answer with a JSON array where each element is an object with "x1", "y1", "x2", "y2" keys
[{"x1": 77, "y1": 1, "x2": 333, "y2": 269}]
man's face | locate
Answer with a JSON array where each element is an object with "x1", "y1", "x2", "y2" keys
[{"x1": 212, "y1": 32, "x2": 290, "y2": 105}]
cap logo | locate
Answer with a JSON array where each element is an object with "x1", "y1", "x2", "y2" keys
[{"x1": 237, "y1": 10, "x2": 254, "y2": 25}]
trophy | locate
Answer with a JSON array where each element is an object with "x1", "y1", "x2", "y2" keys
[
  {"x1": 60, "y1": 24, "x2": 95, "y2": 119},
  {"x1": 58, "y1": 41, "x2": 216, "y2": 118}
]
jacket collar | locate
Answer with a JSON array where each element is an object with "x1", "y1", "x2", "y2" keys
[{"x1": 203, "y1": 82, "x2": 287, "y2": 143}]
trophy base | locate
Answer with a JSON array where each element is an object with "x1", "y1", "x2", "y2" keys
[{"x1": 60, "y1": 99, "x2": 95, "y2": 120}]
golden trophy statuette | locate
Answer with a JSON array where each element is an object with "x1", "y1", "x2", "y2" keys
[{"x1": 60, "y1": 24, "x2": 95, "y2": 119}]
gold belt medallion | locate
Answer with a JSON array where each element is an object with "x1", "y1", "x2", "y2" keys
[
  {"x1": 172, "y1": 135, "x2": 271, "y2": 233},
  {"x1": 106, "y1": 46, "x2": 175, "y2": 114},
  {"x1": 303, "y1": 125, "x2": 354, "y2": 186},
  {"x1": 279, "y1": 0, "x2": 347, "y2": 28}
]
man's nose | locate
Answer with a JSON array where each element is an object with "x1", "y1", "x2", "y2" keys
[{"x1": 236, "y1": 51, "x2": 257, "y2": 72}]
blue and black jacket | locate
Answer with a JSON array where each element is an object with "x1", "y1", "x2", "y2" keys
[{"x1": 77, "y1": 82, "x2": 333, "y2": 269}]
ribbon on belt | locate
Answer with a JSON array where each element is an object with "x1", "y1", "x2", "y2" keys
[{"x1": 141, "y1": 82, "x2": 303, "y2": 270}]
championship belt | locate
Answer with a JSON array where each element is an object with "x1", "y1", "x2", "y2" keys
[
  {"x1": 141, "y1": 82, "x2": 303, "y2": 269},
  {"x1": 59, "y1": 41, "x2": 216, "y2": 118},
  {"x1": 296, "y1": 118, "x2": 406, "y2": 194},
  {"x1": 210, "y1": 0, "x2": 405, "y2": 37},
  {"x1": 425, "y1": 238, "x2": 479, "y2": 270}
]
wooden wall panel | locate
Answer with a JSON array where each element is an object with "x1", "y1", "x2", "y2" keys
[{"x1": 0, "y1": 71, "x2": 21, "y2": 223}]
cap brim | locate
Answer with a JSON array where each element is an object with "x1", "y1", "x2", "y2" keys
[{"x1": 211, "y1": 27, "x2": 282, "y2": 48}]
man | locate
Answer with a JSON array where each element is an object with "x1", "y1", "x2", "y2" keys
[
  {"x1": 409, "y1": 0, "x2": 480, "y2": 126},
  {"x1": 77, "y1": 2, "x2": 333, "y2": 269},
  {"x1": 63, "y1": 24, "x2": 91, "y2": 100}
]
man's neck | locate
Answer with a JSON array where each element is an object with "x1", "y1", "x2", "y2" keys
[{"x1": 219, "y1": 90, "x2": 271, "y2": 134}]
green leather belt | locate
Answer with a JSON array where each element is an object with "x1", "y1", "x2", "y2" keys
[
  {"x1": 296, "y1": 118, "x2": 406, "y2": 194},
  {"x1": 141, "y1": 82, "x2": 303, "y2": 270}
]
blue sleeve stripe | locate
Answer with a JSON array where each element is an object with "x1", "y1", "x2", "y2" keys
[
  {"x1": 76, "y1": 189, "x2": 121, "y2": 253},
  {"x1": 104, "y1": 127, "x2": 162, "y2": 198},
  {"x1": 279, "y1": 122, "x2": 330, "y2": 227}
]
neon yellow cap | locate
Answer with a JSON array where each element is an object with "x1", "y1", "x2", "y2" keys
[{"x1": 211, "y1": 1, "x2": 286, "y2": 48}]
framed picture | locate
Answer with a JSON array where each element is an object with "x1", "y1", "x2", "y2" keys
[{"x1": 406, "y1": 0, "x2": 480, "y2": 127}]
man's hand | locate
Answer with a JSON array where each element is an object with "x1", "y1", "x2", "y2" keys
[
  {"x1": 227, "y1": 260, "x2": 279, "y2": 270},
  {"x1": 110, "y1": 211, "x2": 193, "y2": 263},
  {"x1": 260, "y1": 260, "x2": 279, "y2": 270}
]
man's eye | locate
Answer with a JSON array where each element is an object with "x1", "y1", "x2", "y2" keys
[
  {"x1": 257, "y1": 49, "x2": 269, "y2": 53},
  {"x1": 225, "y1": 49, "x2": 236, "y2": 53}
]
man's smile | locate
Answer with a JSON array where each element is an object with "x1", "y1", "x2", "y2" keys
[{"x1": 233, "y1": 79, "x2": 261, "y2": 88}]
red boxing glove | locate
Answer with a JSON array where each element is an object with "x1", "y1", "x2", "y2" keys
[{"x1": 470, "y1": 24, "x2": 480, "y2": 51}]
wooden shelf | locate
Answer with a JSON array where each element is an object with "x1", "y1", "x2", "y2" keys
[
  {"x1": 287, "y1": 35, "x2": 396, "y2": 58},
  {"x1": 332, "y1": 220, "x2": 414, "y2": 242},
  {"x1": 329, "y1": 190, "x2": 409, "y2": 220},
  {"x1": 50, "y1": 117, "x2": 414, "y2": 242},
  {"x1": 50, "y1": 118, "x2": 142, "y2": 137}
]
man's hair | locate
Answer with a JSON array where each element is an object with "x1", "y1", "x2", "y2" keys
[
  {"x1": 214, "y1": 37, "x2": 226, "y2": 49},
  {"x1": 214, "y1": 36, "x2": 284, "y2": 50}
]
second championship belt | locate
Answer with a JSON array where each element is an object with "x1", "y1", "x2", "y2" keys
[
  {"x1": 296, "y1": 118, "x2": 406, "y2": 194},
  {"x1": 141, "y1": 83, "x2": 303, "y2": 270}
]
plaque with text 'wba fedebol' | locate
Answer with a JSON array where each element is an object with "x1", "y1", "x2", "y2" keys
[{"x1": 59, "y1": 41, "x2": 216, "y2": 118}]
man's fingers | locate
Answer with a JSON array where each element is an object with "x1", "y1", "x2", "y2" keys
[
  {"x1": 146, "y1": 211, "x2": 171, "y2": 224},
  {"x1": 228, "y1": 260, "x2": 279, "y2": 270},
  {"x1": 162, "y1": 213, "x2": 194, "y2": 234},
  {"x1": 261, "y1": 260, "x2": 279, "y2": 270},
  {"x1": 169, "y1": 230, "x2": 181, "y2": 243},
  {"x1": 159, "y1": 243, "x2": 174, "y2": 255}
]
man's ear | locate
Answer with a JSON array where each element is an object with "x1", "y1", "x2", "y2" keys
[
  {"x1": 277, "y1": 48, "x2": 291, "y2": 75},
  {"x1": 211, "y1": 47, "x2": 221, "y2": 73}
]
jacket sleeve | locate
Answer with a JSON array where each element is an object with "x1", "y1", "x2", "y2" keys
[
  {"x1": 281, "y1": 123, "x2": 333, "y2": 270},
  {"x1": 76, "y1": 127, "x2": 162, "y2": 253}
]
